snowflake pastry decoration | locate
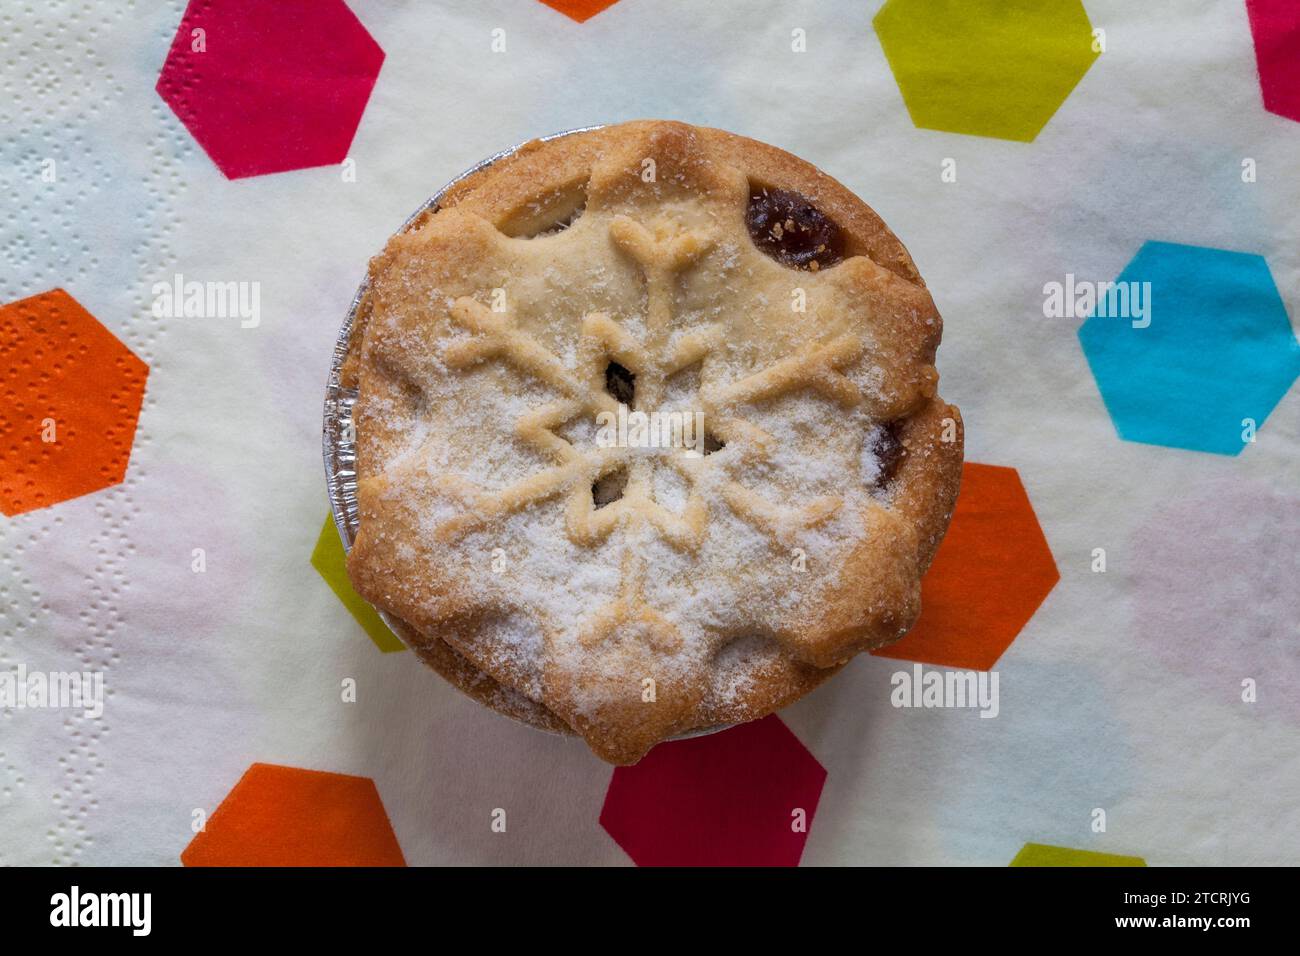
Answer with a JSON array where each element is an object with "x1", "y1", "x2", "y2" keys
[{"x1": 345, "y1": 122, "x2": 962, "y2": 763}]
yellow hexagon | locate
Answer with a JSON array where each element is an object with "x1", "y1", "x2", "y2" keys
[
  {"x1": 311, "y1": 514, "x2": 406, "y2": 653},
  {"x1": 1011, "y1": 843, "x2": 1147, "y2": 866},
  {"x1": 875, "y1": 0, "x2": 1100, "y2": 142}
]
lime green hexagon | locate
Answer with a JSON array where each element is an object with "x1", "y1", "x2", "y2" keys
[
  {"x1": 311, "y1": 514, "x2": 406, "y2": 653},
  {"x1": 874, "y1": 0, "x2": 1100, "y2": 142},
  {"x1": 1011, "y1": 843, "x2": 1147, "y2": 867}
]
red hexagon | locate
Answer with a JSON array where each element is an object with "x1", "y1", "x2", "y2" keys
[
  {"x1": 182, "y1": 763, "x2": 406, "y2": 866},
  {"x1": 874, "y1": 463, "x2": 1059, "y2": 670},
  {"x1": 0, "y1": 289, "x2": 148, "y2": 517},
  {"x1": 156, "y1": 0, "x2": 385, "y2": 179},
  {"x1": 600, "y1": 715, "x2": 827, "y2": 867},
  {"x1": 1247, "y1": 0, "x2": 1300, "y2": 124}
]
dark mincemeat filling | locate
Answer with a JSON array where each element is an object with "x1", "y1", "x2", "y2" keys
[
  {"x1": 871, "y1": 420, "x2": 907, "y2": 486},
  {"x1": 745, "y1": 188, "x2": 846, "y2": 271},
  {"x1": 592, "y1": 467, "x2": 629, "y2": 508},
  {"x1": 604, "y1": 361, "x2": 636, "y2": 406}
]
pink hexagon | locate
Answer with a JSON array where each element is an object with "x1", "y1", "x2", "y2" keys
[
  {"x1": 600, "y1": 715, "x2": 827, "y2": 866},
  {"x1": 1247, "y1": 0, "x2": 1300, "y2": 123},
  {"x1": 156, "y1": 0, "x2": 385, "y2": 179}
]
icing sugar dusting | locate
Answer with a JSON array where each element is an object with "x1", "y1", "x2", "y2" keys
[{"x1": 354, "y1": 151, "x2": 927, "y2": 728}]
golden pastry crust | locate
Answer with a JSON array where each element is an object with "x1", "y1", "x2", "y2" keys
[{"x1": 346, "y1": 120, "x2": 963, "y2": 763}]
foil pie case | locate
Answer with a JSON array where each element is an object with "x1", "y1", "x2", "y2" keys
[{"x1": 321, "y1": 126, "x2": 726, "y2": 741}]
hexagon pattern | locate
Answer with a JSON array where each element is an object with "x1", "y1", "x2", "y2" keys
[
  {"x1": 1246, "y1": 0, "x2": 1300, "y2": 123},
  {"x1": 156, "y1": 0, "x2": 385, "y2": 179},
  {"x1": 1078, "y1": 242, "x2": 1300, "y2": 456},
  {"x1": 874, "y1": 463, "x2": 1059, "y2": 670},
  {"x1": 0, "y1": 289, "x2": 148, "y2": 516},
  {"x1": 182, "y1": 763, "x2": 406, "y2": 866},
  {"x1": 874, "y1": 0, "x2": 1099, "y2": 142},
  {"x1": 312, "y1": 514, "x2": 405, "y2": 653},
  {"x1": 6, "y1": 0, "x2": 1294, "y2": 869},
  {"x1": 1011, "y1": 843, "x2": 1146, "y2": 866},
  {"x1": 600, "y1": 715, "x2": 827, "y2": 866},
  {"x1": 538, "y1": 0, "x2": 622, "y2": 22}
]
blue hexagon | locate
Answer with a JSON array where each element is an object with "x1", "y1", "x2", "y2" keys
[{"x1": 1078, "y1": 242, "x2": 1300, "y2": 456}]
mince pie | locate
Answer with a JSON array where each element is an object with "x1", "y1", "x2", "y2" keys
[{"x1": 343, "y1": 121, "x2": 963, "y2": 764}]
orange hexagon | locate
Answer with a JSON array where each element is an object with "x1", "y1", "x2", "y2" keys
[
  {"x1": 182, "y1": 763, "x2": 406, "y2": 867},
  {"x1": 0, "y1": 289, "x2": 148, "y2": 516},
  {"x1": 874, "y1": 462, "x2": 1059, "y2": 670},
  {"x1": 538, "y1": 0, "x2": 622, "y2": 22}
]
